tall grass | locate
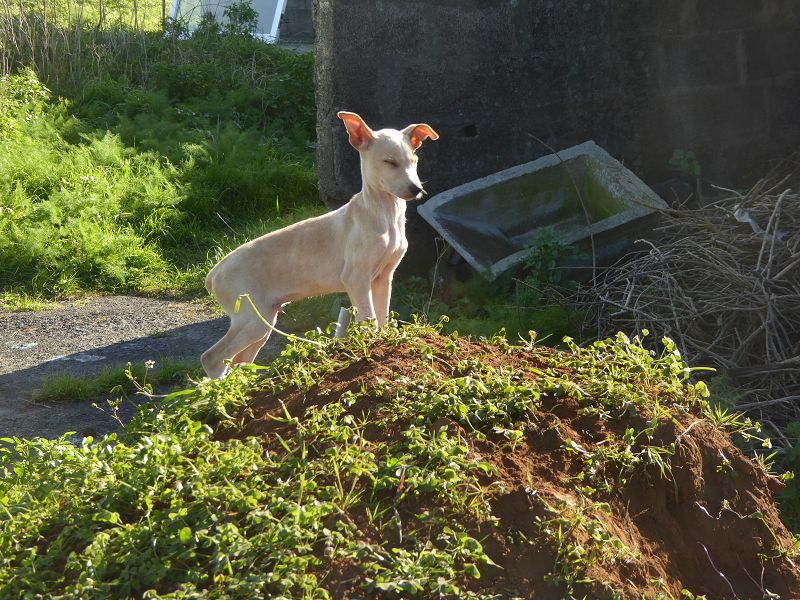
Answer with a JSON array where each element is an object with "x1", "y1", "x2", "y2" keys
[
  {"x1": 0, "y1": 2, "x2": 320, "y2": 299},
  {"x1": 1, "y1": 0, "x2": 165, "y2": 85},
  {"x1": 1, "y1": 1, "x2": 315, "y2": 132}
]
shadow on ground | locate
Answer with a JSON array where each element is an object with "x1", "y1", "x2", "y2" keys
[{"x1": 0, "y1": 314, "x2": 283, "y2": 440}]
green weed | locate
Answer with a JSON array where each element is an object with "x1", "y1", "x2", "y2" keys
[
  {"x1": 534, "y1": 496, "x2": 632, "y2": 593},
  {"x1": 0, "y1": 323, "x2": 506, "y2": 596},
  {"x1": 522, "y1": 227, "x2": 577, "y2": 288},
  {"x1": 31, "y1": 358, "x2": 201, "y2": 403},
  {"x1": 0, "y1": 290, "x2": 53, "y2": 311}
]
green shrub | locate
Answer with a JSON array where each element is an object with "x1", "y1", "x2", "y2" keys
[
  {"x1": 0, "y1": 25, "x2": 320, "y2": 299},
  {"x1": 0, "y1": 67, "x2": 50, "y2": 139}
]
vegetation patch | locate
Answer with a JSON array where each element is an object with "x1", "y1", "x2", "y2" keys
[
  {"x1": 31, "y1": 358, "x2": 202, "y2": 403},
  {"x1": 2, "y1": 321, "x2": 798, "y2": 598},
  {"x1": 0, "y1": 15, "x2": 319, "y2": 301}
]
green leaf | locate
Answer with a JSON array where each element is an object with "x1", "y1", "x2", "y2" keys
[
  {"x1": 179, "y1": 526, "x2": 192, "y2": 544},
  {"x1": 464, "y1": 563, "x2": 481, "y2": 579}
]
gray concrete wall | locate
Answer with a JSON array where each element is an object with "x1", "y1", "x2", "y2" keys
[
  {"x1": 314, "y1": 0, "x2": 800, "y2": 266},
  {"x1": 279, "y1": 0, "x2": 313, "y2": 42}
]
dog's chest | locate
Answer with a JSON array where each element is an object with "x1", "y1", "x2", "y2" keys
[
  {"x1": 347, "y1": 194, "x2": 408, "y2": 270},
  {"x1": 373, "y1": 207, "x2": 407, "y2": 268},
  {"x1": 384, "y1": 211, "x2": 406, "y2": 249},
  {"x1": 390, "y1": 203, "x2": 408, "y2": 241}
]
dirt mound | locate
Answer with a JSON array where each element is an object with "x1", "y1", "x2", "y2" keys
[{"x1": 220, "y1": 327, "x2": 800, "y2": 598}]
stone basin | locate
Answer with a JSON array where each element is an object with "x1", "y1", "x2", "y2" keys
[{"x1": 417, "y1": 141, "x2": 667, "y2": 280}]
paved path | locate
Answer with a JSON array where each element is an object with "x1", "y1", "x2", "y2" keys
[{"x1": 0, "y1": 296, "x2": 282, "y2": 440}]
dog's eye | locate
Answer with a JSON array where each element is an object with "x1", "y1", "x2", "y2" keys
[{"x1": 383, "y1": 159, "x2": 399, "y2": 168}]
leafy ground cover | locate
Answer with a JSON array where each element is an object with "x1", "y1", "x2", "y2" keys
[{"x1": 2, "y1": 321, "x2": 798, "y2": 598}]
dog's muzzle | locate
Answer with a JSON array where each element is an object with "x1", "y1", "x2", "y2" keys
[{"x1": 404, "y1": 184, "x2": 426, "y2": 201}]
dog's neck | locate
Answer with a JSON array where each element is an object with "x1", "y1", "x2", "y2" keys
[{"x1": 358, "y1": 181, "x2": 406, "y2": 221}]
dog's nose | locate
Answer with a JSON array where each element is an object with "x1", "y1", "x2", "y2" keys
[{"x1": 409, "y1": 183, "x2": 424, "y2": 196}]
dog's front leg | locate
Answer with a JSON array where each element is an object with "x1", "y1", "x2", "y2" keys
[
  {"x1": 372, "y1": 245, "x2": 406, "y2": 326},
  {"x1": 342, "y1": 270, "x2": 377, "y2": 322},
  {"x1": 372, "y1": 264, "x2": 399, "y2": 326},
  {"x1": 371, "y1": 271, "x2": 391, "y2": 326},
  {"x1": 347, "y1": 286, "x2": 377, "y2": 322}
]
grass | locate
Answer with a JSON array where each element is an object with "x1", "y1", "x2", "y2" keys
[
  {"x1": 0, "y1": 64, "x2": 318, "y2": 298},
  {"x1": 31, "y1": 358, "x2": 203, "y2": 403},
  {"x1": 1, "y1": 9, "x2": 319, "y2": 302},
  {"x1": 0, "y1": 290, "x2": 54, "y2": 311},
  {"x1": 394, "y1": 272, "x2": 583, "y2": 345},
  {"x1": 1, "y1": 0, "x2": 166, "y2": 31},
  {"x1": 1, "y1": 320, "x2": 792, "y2": 598}
]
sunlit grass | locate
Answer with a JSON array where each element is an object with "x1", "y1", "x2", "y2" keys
[
  {"x1": 1, "y1": 54, "x2": 318, "y2": 301},
  {"x1": 2, "y1": 0, "x2": 165, "y2": 31},
  {"x1": 0, "y1": 291, "x2": 54, "y2": 312},
  {"x1": 31, "y1": 358, "x2": 202, "y2": 403}
]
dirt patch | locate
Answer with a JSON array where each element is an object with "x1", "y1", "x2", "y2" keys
[
  {"x1": 0, "y1": 296, "x2": 283, "y2": 439},
  {"x1": 221, "y1": 331, "x2": 800, "y2": 598}
]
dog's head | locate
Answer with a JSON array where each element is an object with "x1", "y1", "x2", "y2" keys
[{"x1": 338, "y1": 111, "x2": 439, "y2": 201}]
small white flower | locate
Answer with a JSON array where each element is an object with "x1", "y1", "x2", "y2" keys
[{"x1": 145, "y1": 360, "x2": 156, "y2": 369}]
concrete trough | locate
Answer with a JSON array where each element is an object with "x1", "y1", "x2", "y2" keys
[{"x1": 417, "y1": 141, "x2": 667, "y2": 280}]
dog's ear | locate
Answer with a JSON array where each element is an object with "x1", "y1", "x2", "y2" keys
[
  {"x1": 337, "y1": 111, "x2": 375, "y2": 150},
  {"x1": 403, "y1": 123, "x2": 439, "y2": 151}
]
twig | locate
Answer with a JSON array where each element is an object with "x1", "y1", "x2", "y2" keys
[
  {"x1": 426, "y1": 237, "x2": 450, "y2": 317},
  {"x1": 578, "y1": 164, "x2": 800, "y2": 425},
  {"x1": 676, "y1": 419, "x2": 704, "y2": 443},
  {"x1": 699, "y1": 543, "x2": 741, "y2": 599},
  {"x1": 735, "y1": 395, "x2": 800, "y2": 412}
]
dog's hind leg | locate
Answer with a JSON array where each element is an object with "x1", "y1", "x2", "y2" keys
[
  {"x1": 201, "y1": 304, "x2": 276, "y2": 378},
  {"x1": 230, "y1": 306, "x2": 278, "y2": 366},
  {"x1": 231, "y1": 334, "x2": 270, "y2": 366}
]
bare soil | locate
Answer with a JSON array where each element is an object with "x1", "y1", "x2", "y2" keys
[
  {"x1": 0, "y1": 296, "x2": 282, "y2": 440},
  {"x1": 223, "y1": 332, "x2": 800, "y2": 598}
]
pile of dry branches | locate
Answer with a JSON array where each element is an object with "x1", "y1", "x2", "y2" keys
[{"x1": 587, "y1": 161, "x2": 800, "y2": 431}]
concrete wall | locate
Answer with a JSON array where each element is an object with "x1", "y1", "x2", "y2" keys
[
  {"x1": 314, "y1": 0, "x2": 800, "y2": 266},
  {"x1": 279, "y1": 0, "x2": 313, "y2": 42}
]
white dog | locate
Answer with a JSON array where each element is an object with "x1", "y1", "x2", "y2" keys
[{"x1": 201, "y1": 111, "x2": 439, "y2": 378}]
